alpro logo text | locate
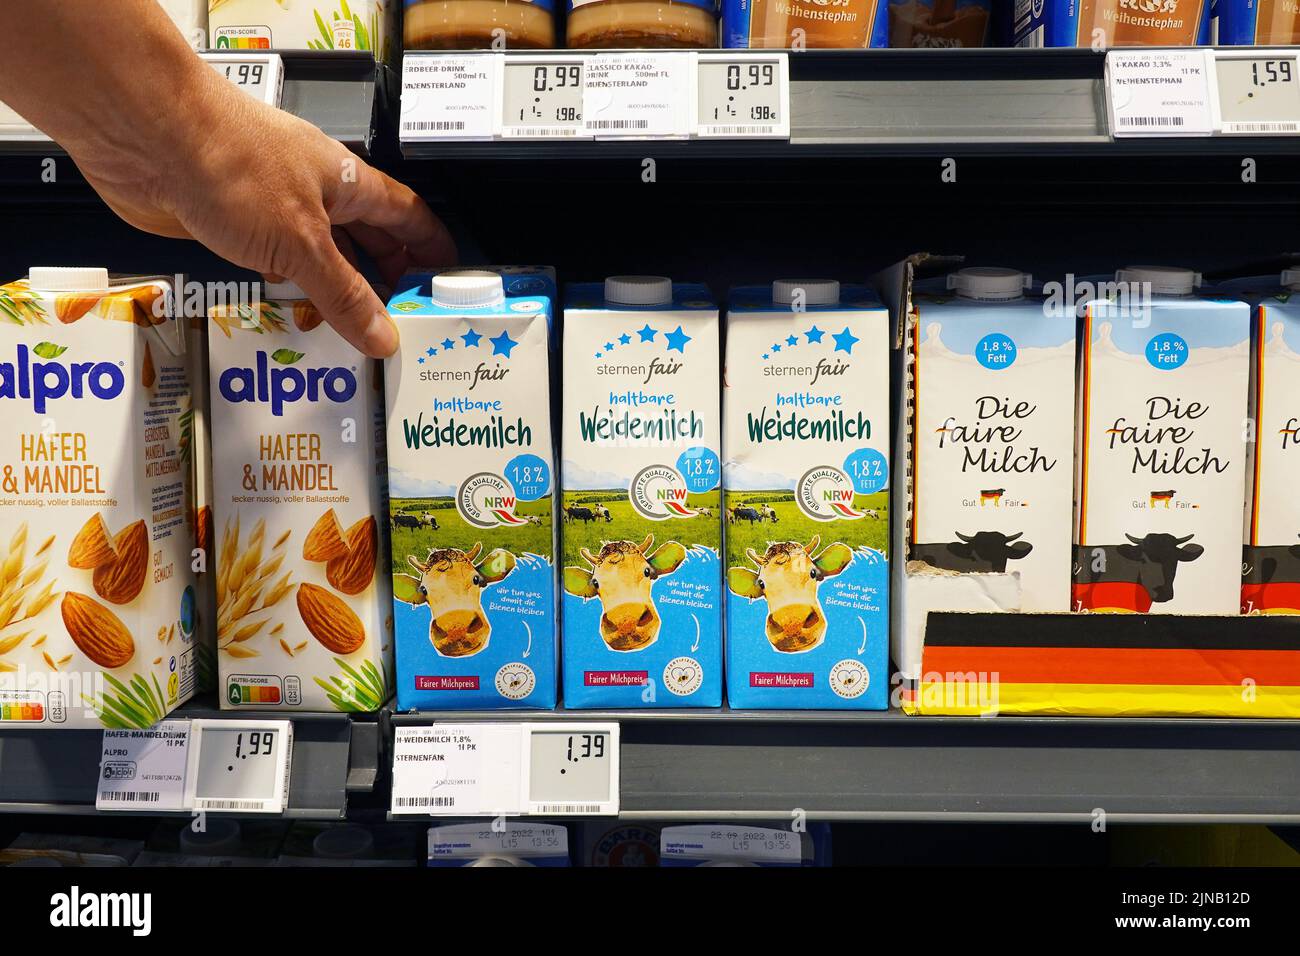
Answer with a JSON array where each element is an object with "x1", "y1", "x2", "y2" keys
[
  {"x1": 49, "y1": 885, "x2": 151, "y2": 936},
  {"x1": 0, "y1": 344, "x2": 125, "y2": 414},
  {"x1": 218, "y1": 349, "x2": 357, "y2": 417}
]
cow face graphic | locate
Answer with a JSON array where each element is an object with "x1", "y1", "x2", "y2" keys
[
  {"x1": 1117, "y1": 532, "x2": 1203, "y2": 604},
  {"x1": 728, "y1": 535, "x2": 853, "y2": 654},
  {"x1": 396, "y1": 543, "x2": 517, "y2": 657},
  {"x1": 564, "y1": 534, "x2": 687, "y2": 651}
]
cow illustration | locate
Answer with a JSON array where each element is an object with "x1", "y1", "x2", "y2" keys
[
  {"x1": 592, "y1": 503, "x2": 612, "y2": 522},
  {"x1": 758, "y1": 504, "x2": 779, "y2": 523},
  {"x1": 421, "y1": 511, "x2": 441, "y2": 530},
  {"x1": 1073, "y1": 532, "x2": 1203, "y2": 612},
  {"x1": 396, "y1": 543, "x2": 517, "y2": 657},
  {"x1": 863, "y1": 509, "x2": 881, "y2": 520},
  {"x1": 563, "y1": 534, "x2": 687, "y2": 651},
  {"x1": 728, "y1": 535, "x2": 853, "y2": 653},
  {"x1": 525, "y1": 514, "x2": 543, "y2": 526},
  {"x1": 392, "y1": 512, "x2": 422, "y2": 530},
  {"x1": 1241, "y1": 535, "x2": 1300, "y2": 613},
  {"x1": 1149, "y1": 490, "x2": 1176, "y2": 509},
  {"x1": 912, "y1": 531, "x2": 1033, "y2": 573},
  {"x1": 565, "y1": 505, "x2": 597, "y2": 524},
  {"x1": 730, "y1": 506, "x2": 763, "y2": 525},
  {"x1": 697, "y1": 507, "x2": 713, "y2": 518},
  {"x1": 979, "y1": 488, "x2": 1006, "y2": 507}
]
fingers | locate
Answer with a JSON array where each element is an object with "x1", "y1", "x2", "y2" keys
[
  {"x1": 327, "y1": 162, "x2": 458, "y2": 271},
  {"x1": 288, "y1": 228, "x2": 398, "y2": 359}
]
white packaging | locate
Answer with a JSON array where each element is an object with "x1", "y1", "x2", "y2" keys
[
  {"x1": 427, "y1": 822, "x2": 570, "y2": 866},
  {"x1": 209, "y1": 0, "x2": 399, "y2": 60},
  {"x1": 160, "y1": 0, "x2": 209, "y2": 49},
  {"x1": 208, "y1": 281, "x2": 392, "y2": 712}
]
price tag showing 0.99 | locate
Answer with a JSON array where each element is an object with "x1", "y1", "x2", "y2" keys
[
  {"x1": 500, "y1": 57, "x2": 589, "y2": 139},
  {"x1": 693, "y1": 52, "x2": 790, "y2": 139}
]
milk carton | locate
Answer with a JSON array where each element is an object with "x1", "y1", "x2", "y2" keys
[
  {"x1": 1075, "y1": 266, "x2": 1250, "y2": 615},
  {"x1": 0, "y1": 268, "x2": 196, "y2": 729},
  {"x1": 428, "y1": 823, "x2": 570, "y2": 867},
  {"x1": 723, "y1": 282, "x2": 890, "y2": 710},
  {"x1": 1234, "y1": 271, "x2": 1300, "y2": 615},
  {"x1": 209, "y1": 0, "x2": 398, "y2": 61},
  {"x1": 561, "y1": 278, "x2": 722, "y2": 709},
  {"x1": 893, "y1": 267, "x2": 1076, "y2": 684},
  {"x1": 385, "y1": 268, "x2": 557, "y2": 710},
  {"x1": 209, "y1": 281, "x2": 392, "y2": 712},
  {"x1": 184, "y1": 313, "x2": 217, "y2": 693}
]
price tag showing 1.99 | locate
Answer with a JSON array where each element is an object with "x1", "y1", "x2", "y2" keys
[
  {"x1": 500, "y1": 57, "x2": 589, "y2": 139},
  {"x1": 201, "y1": 53, "x2": 285, "y2": 107},
  {"x1": 184, "y1": 719, "x2": 293, "y2": 814},
  {"x1": 693, "y1": 53, "x2": 790, "y2": 139}
]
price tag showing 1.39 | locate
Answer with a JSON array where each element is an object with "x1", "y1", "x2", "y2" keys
[
  {"x1": 500, "y1": 57, "x2": 588, "y2": 139},
  {"x1": 693, "y1": 53, "x2": 790, "y2": 139}
]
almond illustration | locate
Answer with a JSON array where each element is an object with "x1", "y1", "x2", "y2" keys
[
  {"x1": 55, "y1": 293, "x2": 102, "y2": 324},
  {"x1": 292, "y1": 300, "x2": 323, "y2": 332},
  {"x1": 68, "y1": 513, "x2": 119, "y2": 569},
  {"x1": 326, "y1": 516, "x2": 377, "y2": 596},
  {"x1": 195, "y1": 505, "x2": 212, "y2": 556},
  {"x1": 61, "y1": 592, "x2": 134, "y2": 668},
  {"x1": 92, "y1": 519, "x2": 148, "y2": 605},
  {"x1": 303, "y1": 508, "x2": 349, "y2": 562},
  {"x1": 142, "y1": 340, "x2": 156, "y2": 388},
  {"x1": 297, "y1": 582, "x2": 365, "y2": 654}
]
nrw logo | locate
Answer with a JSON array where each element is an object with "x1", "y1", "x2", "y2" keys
[
  {"x1": 218, "y1": 350, "x2": 357, "y2": 417},
  {"x1": 49, "y1": 885, "x2": 151, "y2": 936},
  {"x1": 0, "y1": 344, "x2": 125, "y2": 414}
]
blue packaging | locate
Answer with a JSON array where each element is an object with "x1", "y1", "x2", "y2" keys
[{"x1": 1217, "y1": 0, "x2": 1300, "y2": 42}]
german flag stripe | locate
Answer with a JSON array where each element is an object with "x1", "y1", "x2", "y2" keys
[
  {"x1": 922, "y1": 645, "x2": 1300, "y2": 686},
  {"x1": 914, "y1": 682, "x2": 1300, "y2": 718},
  {"x1": 922, "y1": 613, "x2": 1300, "y2": 650}
]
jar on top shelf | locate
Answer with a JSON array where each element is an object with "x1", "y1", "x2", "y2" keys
[
  {"x1": 403, "y1": 0, "x2": 557, "y2": 49},
  {"x1": 567, "y1": 0, "x2": 719, "y2": 49}
]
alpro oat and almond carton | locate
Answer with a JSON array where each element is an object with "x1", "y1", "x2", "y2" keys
[
  {"x1": 1075, "y1": 267, "x2": 1250, "y2": 615},
  {"x1": 723, "y1": 281, "x2": 890, "y2": 709},
  {"x1": 0, "y1": 268, "x2": 197, "y2": 729},
  {"x1": 209, "y1": 281, "x2": 392, "y2": 712},
  {"x1": 562, "y1": 278, "x2": 722, "y2": 709},
  {"x1": 385, "y1": 268, "x2": 558, "y2": 710}
]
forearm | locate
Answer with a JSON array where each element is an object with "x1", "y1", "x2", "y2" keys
[{"x1": 0, "y1": 0, "x2": 222, "y2": 173}]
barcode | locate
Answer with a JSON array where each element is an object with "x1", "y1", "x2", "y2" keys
[
  {"x1": 394, "y1": 795, "x2": 455, "y2": 808},
  {"x1": 533, "y1": 803, "x2": 603, "y2": 814},
  {"x1": 100, "y1": 790, "x2": 159, "y2": 803},
  {"x1": 588, "y1": 119, "x2": 650, "y2": 130},
  {"x1": 403, "y1": 120, "x2": 467, "y2": 132},
  {"x1": 1117, "y1": 115, "x2": 1185, "y2": 128},
  {"x1": 700, "y1": 125, "x2": 778, "y2": 136},
  {"x1": 502, "y1": 127, "x2": 581, "y2": 138},
  {"x1": 1225, "y1": 121, "x2": 1300, "y2": 132},
  {"x1": 195, "y1": 798, "x2": 266, "y2": 810}
]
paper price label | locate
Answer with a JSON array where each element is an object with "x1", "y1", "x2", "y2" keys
[
  {"x1": 402, "y1": 53, "x2": 499, "y2": 142},
  {"x1": 1107, "y1": 50, "x2": 1213, "y2": 137},
  {"x1": 203, "y1": 53, "x2": 284, "y2": 107},
  {"x1": 693, "y1": 53, "x2": 790, "y2": 139},
  {"x1": 500, "y1": 57, "x2": 589, "y2": 139},
  {"x1": 96, "y1": 719, "x2": 191, "y2": 812},
  {"x1": 583, "y1": 52, "x2": 691, "y2": 139}
]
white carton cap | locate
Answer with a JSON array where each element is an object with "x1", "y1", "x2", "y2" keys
[
  {"x1": 430, "y1": 270, "x2": 504, "y2": 308},
  {"x1": 1281, "y1": 268, "x2": 1300, "y2": 290},
  {"x1": 773, "y1": 279, "x2": 839, "y2": 306},
  {"x1": 311, "y1": 824, "x2": 375, "y2": 860},
  {"x1": 605, "y1": 276, "x2": 672, "y2": 307},
  {"x1": 27, "y1": 267, "x2": 110, "y2": 292},
  {"x1": 1116, "y1": 265, "x2": 1201, "y2": 296},
  {"x1": 947, "y1": 267, "x2": 1031, "y2": 301},
  {"x1": 262, "y1": 279, "x2": 306, "y2": 301}
]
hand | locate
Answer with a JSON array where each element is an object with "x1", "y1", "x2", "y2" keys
[{"x1": 71, "y1": 71, "x2": 456, "y2": 357}]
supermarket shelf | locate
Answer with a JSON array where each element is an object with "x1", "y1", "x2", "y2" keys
[
  {"x1": 402, "y1": 47, "x2": 1300, "y2": 159},
  {"x1": 392, "y1": 709, "x2": 1300, "y2": 823},
  {"x1": 0, "y1": 701, "x2": 380, "y2": 819},
  {"x1": 0, "y1": 50, "x2": 381, "y2": 156}
]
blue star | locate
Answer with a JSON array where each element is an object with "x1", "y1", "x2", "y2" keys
[
  {"x1": 762, "y1": 353, "x2": 769, "y2": 360},
  {"x1": 595, "y1": 352, "x2": 602, "y2": 359},
  {"x1": 461, "y1": 328, "x2": 482, "y2": 348},
  {"x1": 637, "y1": 324, "x2": 657, "y2": 343},
  {"x1": 425, "y1": 347, "x2": 435, "y2": 356},
  {"x1": 441, "y1": 337, "x2": 455, "y2": 350},
  {"x1": 604, "y1": 342, "x2": 615, "y2": 352},
  {"x1": 772, "y1": 343, "x2": 782, "y2": 352},
  {"x1": 664, "y1": 326, "x2": 692, "y2": 353},
  {"x1": 418, "y1": 357, "x2": 426, "y2": 364},
  {"x1": 490, "y1": 330, "x2": 518, "y2": 358},
  {"x1": 833, "y1": 327, "x2": 860, "y2": 355},
  {"x1": 805, "y1": 326, "x2": 825, "y2": 344},
  {"x1": 619, "y1": 333, "x2": 631, "y2": 345},
  {"x1": 786, "y1": 335, "x2": 798, "y2": 347}
]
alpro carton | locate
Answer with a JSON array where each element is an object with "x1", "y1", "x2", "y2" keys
[
  {"x1": 1075, "y1": 266, "x2": 1250, "y2": 615},
  {"x1": 893, "y1": 267, "x2": 1076, "y2": 685},
  {"x1": 385, "y1": 268, "x2": 557, "y2": 710},
  {"x1": 209, "y1": 281, "x2": 392, "y2": 712},
  {"x1": 1232, "y1": 271, "x2": 1300, "y2": 615},
  {"x1": 723, "y1": 281, "x2": 890, "y2": 710},
  {"x1": 561, "y1": 277, "x2": 722, "y2": 709},
  {"x1": 0, "y1": 268, "x2": 197, "y2": 729},
  {"x1": 184, "y1": 312, "x2": 217, "y2": 694},
  {"x1": 209, "y1": 0, "x2": 399, "y2": 61}
]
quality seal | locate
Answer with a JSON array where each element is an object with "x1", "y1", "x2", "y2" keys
[
  {"x1": 629, "y1": 464, "x2": 696, "y2": 520},
  {"x1": 457, "y1": 472, "x2": 527, "y2": 528},
  {"x1": 797, "y1": 465, "x2": 862, "y2": 521}
]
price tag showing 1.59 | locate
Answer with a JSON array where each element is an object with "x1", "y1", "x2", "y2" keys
[
  {"x1": 1209, "y1": 51, "x2": 1300, "y2": 135},
  {"x1": 693, "y1": 53, "x2": 790, "y2": 139},
  {"x1": 202, "y1": 53, "x2": 285, "y2": 108},
  {"x1": 500, "y1": 57, "x2": 589, "y2": 139}
]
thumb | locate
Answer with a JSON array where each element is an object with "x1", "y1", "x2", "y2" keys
[{"x1": 287, "y1": 230, "x2": 398, "y2": 358}]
